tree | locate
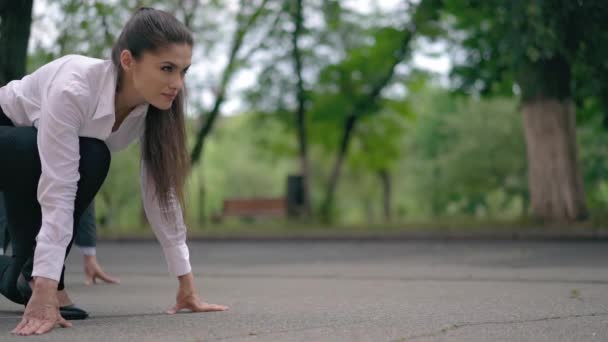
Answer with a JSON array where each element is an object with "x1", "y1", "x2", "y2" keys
[
  {"x1": 441, "y1": 0, "x2": 608, "y2": 221},
  {"x1": 0, "y1": 0, "x2": 34, "y2": 86},
  {"x1": 243, "y1": 0, "x2": 441, "y2": 222},
  {"x1": 318, "y1": 0, "x2": 442, "y2": 221},
  {"x1": 189, "y1": 0, "x2": 276, "y2": 165},
  {"x1": 243, "y1": 0, "x2": 370, "y2": 220},
  {"x1": 348, "y1": 100, "x2": 414, "y2": 222},
  {"x1": 288, "y1": 0, "x2": 312, "y2": 217}
]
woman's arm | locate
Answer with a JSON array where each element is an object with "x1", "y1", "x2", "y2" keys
[
  {"x1": 13, "y1": 81, "x2": 88, "y2": 336},
  {"x1": 139, "y1": 158, "x2": 228, "y2": 314},
  {"x1": 139, "y1": 157, "x2": 191, "y2": 277},
  {"x1": 34, "y1": 81, "x2": 86, "y2": 282}
]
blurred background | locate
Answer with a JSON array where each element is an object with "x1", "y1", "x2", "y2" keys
[{"x1": 2, "y1": 0, "x2": 608, "y2": 237}]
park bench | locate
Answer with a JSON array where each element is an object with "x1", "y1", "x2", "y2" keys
[{"x1": 219, "y1": 197, "x2": 287, "y2": 220}]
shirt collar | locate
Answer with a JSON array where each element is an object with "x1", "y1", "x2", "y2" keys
[
  {"x1": 131, "y1": 102, "x2": 149, "y2": 117},
  {"x1": 91, "y1": 60, "x2": 117, "y2": 120},
  {"x1": 92, "y1": 60, "x2": 149, "y2": 120}
]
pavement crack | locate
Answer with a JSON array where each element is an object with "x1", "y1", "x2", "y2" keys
[
  {"x1": 393, "y1": 311, "x2": 608, "y2": 341},
  {"x1": 209, "y1": 319, "x2": 375, "y2": 341}
]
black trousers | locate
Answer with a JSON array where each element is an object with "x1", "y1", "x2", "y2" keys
[
  {"x1": 0, "y1": 106, "x2": 110, "y2": 304},
  {"x1": 0, "y1": 197, "x2": 97, "y2": 251}
]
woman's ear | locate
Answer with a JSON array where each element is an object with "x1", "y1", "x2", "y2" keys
[{"x1": 120, "y1": 50, "x2": 134, "y2": 72}]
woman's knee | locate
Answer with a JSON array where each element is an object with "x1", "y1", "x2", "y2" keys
[{"x1": 78, "y1": 138, "x2": 111, "y2": 186}]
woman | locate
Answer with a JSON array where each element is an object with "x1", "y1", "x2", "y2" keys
[{"x1": 0, "y1": 7, "x2": 228, "y2": 336}]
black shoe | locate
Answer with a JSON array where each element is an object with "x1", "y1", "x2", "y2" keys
[
  {"x1": 17, "y1": 274, "x2": 89, "y2": 320},
  {"x1": 59, "y1": 304, "x2": 89, "y2": 320},
  {"x1": 16, "y1": 274, "x2": 32, "y2": 304}
]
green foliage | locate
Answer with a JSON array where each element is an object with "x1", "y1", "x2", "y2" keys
[
  {"x1": 349, "y1": 99, "x2": 413, "y2": 172},
  {"x1": 194, "y1": 114, "x2": 295, "y2": 220},
  {"x1": 400, "y1": 87, "x2": 527, "y2": 218},
  {"x1": 93, "y1": 85, "x2": 608, "y2": 229},
  {"x1": 306, "y1": 26, "x2": 411, "y2": 154},
  {"x1": 53, "y1": 0, "x2": 120, "y2": 58},
  {"x1": 442, "y1": 0, "x2": 608, "y2": 106},
  {"x1": 22, "y1": 0, "x2": 608, "y2": 230},
  {"x1": 96, "y1": 143, "x2": 142, "y2": 230},
  {"x1": 578, "y1": 116, "x2": 608, "y2": 214}
]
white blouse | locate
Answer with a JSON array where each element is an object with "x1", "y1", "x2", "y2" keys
[{"x1": 0, "y1": 54, "x2": 191, "y2": 281}]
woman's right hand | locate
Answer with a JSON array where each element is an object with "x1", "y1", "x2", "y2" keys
[{"x1": 12, "y1": 277, "x2": 72, "y2": 336}]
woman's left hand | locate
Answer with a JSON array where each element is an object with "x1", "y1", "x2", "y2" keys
[
  {"x1": 165, "y1": 272, "x2": 229, "y2": 314},
  {"x1": 83, "y1": 255, "x2": 120, "y2": 285}
]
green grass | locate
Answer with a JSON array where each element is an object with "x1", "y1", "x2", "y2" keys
[{"x1": 96, "y1": 216, "x2": 608, "y2": 240}]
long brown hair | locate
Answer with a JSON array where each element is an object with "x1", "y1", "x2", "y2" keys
[{"x1": 111, "y1": 7, "x2": 192, "y2": 217}]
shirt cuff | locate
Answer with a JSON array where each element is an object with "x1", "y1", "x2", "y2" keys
[
  {"x1": 78, "y1": 246, "x2": 96, "y2": 256},
  {"x1": 32, "y1": 241, "x2": 66, "y2": 281},
  {"x1": 162, "y1": 243, "x2": 191, "y2": 276}
]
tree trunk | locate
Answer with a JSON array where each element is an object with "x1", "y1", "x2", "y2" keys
[
  {"x1": 378, "y1": 169, "x2": 391, "y2": 222},
  {"x1": 291, "y1": 0, "x2": 312, "y2": 218},
  {"x1": 0, "y1": 0, "x2": 33, "y2": 86},
  {"x1": 321, "y1": 115, "x2": 357, "y2": 220},
  {"x1": 522, "y1": 97, "x2": 588, "y2": 221},
  {"x1": 517, "y1": 55, "x2": 588, "y2": 222}
]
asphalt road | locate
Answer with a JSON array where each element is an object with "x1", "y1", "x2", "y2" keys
[{"x1": 0, "y1": 240, "x2": 607, "y2": 341}]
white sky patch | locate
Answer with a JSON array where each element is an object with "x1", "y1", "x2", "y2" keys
[
  {"x1": 30, "y1": 1, "x2": 60, "y2": 52},
  {"x1": 413, "y1": 52, "x2": 451, "y2": 74},
  {"x1": 343, "y1": 0, "x2": 403, "y2": 14}
]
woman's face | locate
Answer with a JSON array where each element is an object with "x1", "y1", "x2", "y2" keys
[{"x1": 127, "y1": 43, "x2": 192, "y2": 110}]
